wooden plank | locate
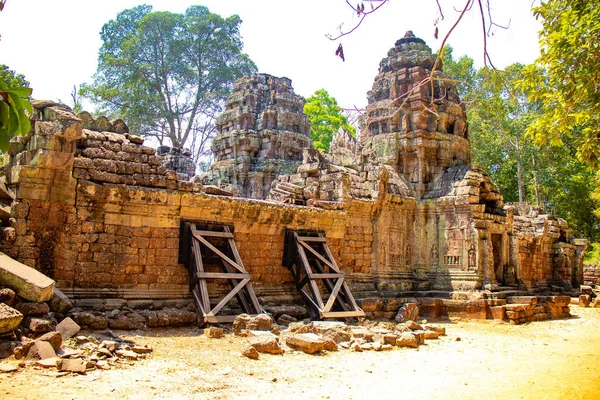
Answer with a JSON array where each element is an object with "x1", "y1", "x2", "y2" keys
[
  {"x1": 193, "y1": 232, "x2": 245, "y2": 273},
  {"x1": 341, "y1": 282, "x2": 363, "y2": 312},
  {"x1": 297, "y1": 236, "x2": 327, "y2": 243},
  {"x1": 298, "y1": 240, "x2": 336, "y2": 270},
  {"x1": 323, "y1": 278, "x2": 345, "y2": 313},
  {"x1": 193, "y1": 230, "x2": 234, "y2": 239},
  {"x1": 320, "y1": 234, "x2": 342, "y2": 273},
  {"x1": 295, "y1": 233, "x2": 324, "y2": 310},
  {"x1": 309, "y1": 273, "x2": 343, "y2": 280},
  {"x1": 192, "y1": 238, "x2": 210, "y2": 312},
  {"x1": 197, "y1": 272, "x2": 251, "y2": 279},
  {"x1": 210, "y1": 278, "x2": 250, "y2": 316},
  {"x1": 322, "y1": 310, "x2": 366, "y2": 318},
  {"x1": 191, "y1": 289, "x2": 206, "y2": 318},
  {"x1": 206, "y1": 315, "x2": 238, "y2": 323}
]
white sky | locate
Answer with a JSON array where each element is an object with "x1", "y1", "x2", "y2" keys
[{"x1": 0, "y1": 0, "x2": 541, "y2": 111}]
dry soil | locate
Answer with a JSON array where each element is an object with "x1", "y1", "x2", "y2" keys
[{"x1": 1, "y1": 306, "x2": 600, "y2": 400}]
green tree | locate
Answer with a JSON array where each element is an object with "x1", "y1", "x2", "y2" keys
[
  {"x1": 0, "y1": 64, "x2": 32, "y2": 152},
  {"x1": 519, "y1": 0, "x2": 600, "y2": 167},
  {"x1": 81, "y1": 5, "x2": 256, "y2": 156},
  {"x1": 304, "y1": 89, "x2": 356, "y2": 152}
]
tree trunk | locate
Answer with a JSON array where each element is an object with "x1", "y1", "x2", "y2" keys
[
  {"x1": 532, "y1": 154, "x2": 540, "y2": 208},
  {"x1": 515, "y1": 135, "x2": 525, "y2": 202}
]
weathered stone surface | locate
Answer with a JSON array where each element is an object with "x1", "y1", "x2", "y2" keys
[
  {"x1": 56, "y1": 358, "x2": 86, "y2": 373},
  {"x1": 395, "y1": 332, "x2": 419, "y2": 348},
  {"x1": 56, "y1": 317, "x2": 80, "y2": 339},
  {"x1": 28, "y1": 317, "x2": 53, "y2": 334},
  {"x1": 286, "y1": 333, "x2": 325, "y2": 354},
  {"x1": 395, "y1": 303, "x2": 419, "y2": 323},
  {"x1": 71, "y1": 312, "x2": 108, "y2": 330},
  {"x1": 49, "y1": 288, "x2": 73, "y2": 313},
  {"x1": 27, "y1": 339, "x2": 56, "y2": 360},
  {"x1": 242, "y1": 344, "x2": 259, "y2": 360},
  {"x1": 579, "y1": 295, "x2": 591, "y2": 308},
  {"x1": 405, "y1": 320, "x2": 423, "y2": 331},
  {"x1": 0, "y1": 288, "x2": 16, "y2": 306},
  {"x1": 38, "y1": 331, "x2": 63, "y2": 351},
  {"x1": 248, "y1": 335, "x2": 283, "y2": 355},
  {"x1": 247, "y1": 314, "x2": 274, "y2": 331},
  {"x1": 204, "y1": 327, "x2": 224, "y2": 338},
  {"x1": 14, "y1": 301, "x2": 49, "y2": 316},
  {"x1": 0, "y1": 303, "x2": 23, "y2": 334},
  {"x1": 0, "y1": 253, "x2": 55, "y2": 302}
]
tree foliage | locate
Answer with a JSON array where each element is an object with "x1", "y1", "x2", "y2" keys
[
  {"x1": 304, "y1": 89, "x2": 356, "y2": 152},
  {"x1": 81, "y1": 5, "x2": 257, "y2": 157},
  {"x1": 0, "y1": 65, "x2": 32, "y2": 152},
  {"x1": 442, "y1": 49, "x2": 600, "y2": 241},
  {"x1": 519, "y1": 0, "x2": 600, "y2": 167}
]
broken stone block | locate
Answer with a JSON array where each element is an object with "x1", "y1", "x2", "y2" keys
[
  {"x1": 14, "y1": 301, "x2": 50, "y2": 316},
  {"x1": 56, "y1": 358, "x2": 86, "y2": 374},
  {"x1": 204, "y1": 326, "x2": 224, "y2": 338},
  {"x1": 0, "y1": 253, "x2": 55, "y2": 302},
  {"x1": 37, "y1": 331, "x2": 63, "y2": 351},
  {"x1": 0, "y1": 341, "x2": 18, "y2": 359},
  {"x1": 248, "y1": 335, "x2": 283, "y2": 355},
  {"x1": 28, "y1": 317, "x2": 52, "y2": 334},
  {"x1": 423, "y1": 325, "x2": 446, "y2": 336},
  {"x1": 35, "y1": 357, "x2": 59, "y2": 368},
  {"x1": 322, "y1": 337, "x2": 338, "y2": 351},
  {"x1": 232, "y1": 314, "x2": 252, "y2": 335},
  {"x1": 71, "y1": 312, "x2": 108, "y2": 330},
  {"x1": 285, "y1": 333, "x2": 325, "y2": 354},
  {"x1": 276, "y1": 314, "x2": 297, "y2": 326},
  {"x1": 247, "y1": 314, "x2": 274, "y2": 331},
  {"x1": 395, "y1": 332, "x2": 419, "y2": 348},
  {"x1": 0, "y1": 303, "x2": 23, "y2": 334},
  {"x1": 26, "y1": 339, "x2": 56, "y2": 360},
  {"x1": 579, "y1": 295, "x2": 591, "y2": 308},
  {"x1": 395, "y1": 303, "x2": 419, "y2": 323},
  {"x1": 405, "y1": 320, "x2": 423, "y2": 331},
  {"x1": 131, "y1": 345, "x2": 153, "y2": 354},
  {"x1": 49, "y1": 288, "x2": 73, "y2": 313},
  {"x1": 56, "y1": 317, "x2": 80, "y2": 339},
  {"x1": 242, "y1": 345, "x2": 259, "y2": 360},
  {"x1": 0, "y1": 288, "x2": 16, "y2": 306}
]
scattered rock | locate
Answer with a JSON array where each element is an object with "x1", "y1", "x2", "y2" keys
[
  {"x1": 56, "y1": 317, "x2": 80, "y2": 339},
  {"x1": 37, "y1": 331, "x2": 62, "y2": 351},
  {"x1": 424, "y1": 325, "x2": 446, "y2": 336},
  {"x1": 0, "y1": 363, "x2": 18, "y2": 373},
  {"x1": 49, "y1": 288, "x2": 73, "y2": 313},
  {"x1": 286, "y1": 333, "x2": 325, "y2": 354},
  {"x1": 0, "y1": 288, "x2": 16, "y2": 306},
  {"x1": 35, "y1": 357, "x2": 59, "y2": 368},
  {"x1": 132, "y1": 345, "x2": 153, "y2": 354},
  {"x1": 405, "y1": 320, "x2": 423, "y2": 331},
  {"x1": 56, "y1": 358, "x2": 86, "y2": 374},
  {"x1": 204, "y1": 326, "x2": 224, "y2": 338},
  {"x1": 26, "y1": 340, "x2": 56, "y2": 360},
  {"x1": 248, "y1": 335, "x2": 283, "y2": 355},
  {"x1": 276, "y1": 314, "x2": 297, "y2": 326},
  {"x1": 242, "y1": 345, "x2": 259, "y2": 360},
  {"x1": 395, "y1": 303, "x2": 419, "y2": 323},
  {"x1": 247, "y1": 314, "x2": 274, "y2": 331},
  {"x1": 579, "y1": 295, "x2": 591, "y2": 308},
  {"x1": 395, "y1": 332, "x2": 419, "y2": 348},
  {"x1": 0, "y1": 303, "x2": 23, "y2": 334},
  {"x1": 28, "y1": 317, "x2": 53, "y2": 334},
  {"x1": 14, "y1": 301, "x2": 49, "y2": 316}
]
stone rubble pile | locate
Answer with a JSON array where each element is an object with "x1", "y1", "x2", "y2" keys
[{"x1": 227, "y1": 313, "x2": 446, "y2": 359}]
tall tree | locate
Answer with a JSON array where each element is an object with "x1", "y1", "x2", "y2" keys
[
  {"x1": 304, "y1": 89, "x2": 356, "y2": 152},
  {"x1": 81, "y1": 5, "x2": 256, "y2": 158},
  {"x1": 519, "y1": 0, "x2": 600, "y2": 167}
]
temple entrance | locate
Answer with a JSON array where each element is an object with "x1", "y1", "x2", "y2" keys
[{"x1": 491, "y1": 234, "x2": 504, "y2": 285}]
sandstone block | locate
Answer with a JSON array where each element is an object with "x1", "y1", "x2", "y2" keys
[
  {"x1": 579, "y1": 295, "x2": 591, "y2": 308},
  {"x1": 56, "y1": 317, "x2": 80, "y2": 339},
  {"x1": 286, "y1": 333, "x2": 325, "y2": 354},
  {"x1": 204, "y1": 326, "x2": 224, "y2": 338},
  {"x1": 56, "y1": 358, "x2": 86, "y2": 374},
  {"x1": 0, "y1": 253, "x2": 55, "y2": 302},
  {"x1": 395, "y1": 303, "x2": 419, "y2": 323},
  {"x1": 28, "y1": 317, "x2": 52, "y2": 334},
  {"x1": 242, "y1": 345, "x2": 259, "y2": 359},
  {"x1": 0, "y1": 303, "x2": 23, "y2": 334},
  {"x1": 27, "y1": 339, "x2": 56, "y2": 360},
  {"x1": 396, "y1": 332, "x2": 419, "y2": 348},
  {"x1": 14, "y1": 301, "x2": 50, "y2": 316},
  {"x1": 0, "y1": 288, "x2": 16, "y2": 306},
  {"x1": 38, "y1": 331, "x2": 63, "y2": 351},
  {"x1": 49, "y1": 288, "x2": 73, "y2": 313},
  {"x1": 248, "y1": 335, "x2": 283, "y2": 355}
]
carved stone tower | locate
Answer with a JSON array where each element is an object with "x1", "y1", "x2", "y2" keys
[
  {"x1": 203, "y1": 73, "x2": 312, "y2": 199},
  {"x1": 360, "y1": 31, "x2": 470, "y2": 199}
]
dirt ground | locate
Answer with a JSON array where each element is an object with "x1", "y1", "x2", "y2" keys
[{"x1": 1, "y1": 306, "x2": 600, "y2": 400}]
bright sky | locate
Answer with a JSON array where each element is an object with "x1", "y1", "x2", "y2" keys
[{"x1": 0, "y1": 0, "x2": 541, "y2": 111}]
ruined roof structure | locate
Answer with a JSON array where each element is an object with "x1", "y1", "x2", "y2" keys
[
  {"x1": 0, "y1": 32, "x2": 588, "y2": 329},
  {"x1": 201, "y1": 73, "x2": 312, "y2": 199}
]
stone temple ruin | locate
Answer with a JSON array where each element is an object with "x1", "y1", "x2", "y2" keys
[{"x1": 0, "y1": 32, "x2": 589, "y2": 333}]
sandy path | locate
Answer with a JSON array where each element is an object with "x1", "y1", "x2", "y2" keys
[{"x1": 1, "y1": 307, "x2": 599, "y2": 400}]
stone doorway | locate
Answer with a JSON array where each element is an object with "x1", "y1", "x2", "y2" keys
[{"x1": 491, "y1": 234, "x2": 504, "y2": 285}]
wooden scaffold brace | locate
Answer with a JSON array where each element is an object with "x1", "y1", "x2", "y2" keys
[
  {"x1": 179, "y1": 222, "x2": 263, "y2": 325},
  {"x1": 283, "y1": 230, "x2": 365, "y2": 320}
]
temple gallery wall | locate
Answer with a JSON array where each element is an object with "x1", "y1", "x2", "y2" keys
[{"x1": 0, "y1": 32, "x2": 587, "y2": 324}]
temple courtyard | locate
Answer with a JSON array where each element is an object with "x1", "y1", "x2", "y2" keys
[{"x1": 1, "y1": 306, "x2": 598, "y2": 400}]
